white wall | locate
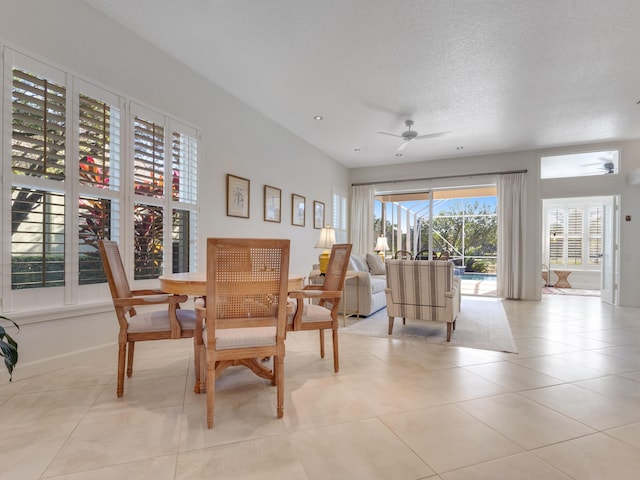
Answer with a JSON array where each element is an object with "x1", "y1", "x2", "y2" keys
[
  {"x1": 350, "y1": 140, "x2": 640, "y2": 306},
  {"x1": 0, "y1": 0, "x2": 348, "y2": 381}
]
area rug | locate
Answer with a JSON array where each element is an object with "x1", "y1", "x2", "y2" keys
[
  {"x1": 341, "y1": 297, "x2": 518, "y2": 353},
  {"x1": 542, "y1": 287, "x2": 600, "y2": 297}
]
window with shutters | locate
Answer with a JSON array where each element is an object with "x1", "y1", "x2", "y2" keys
[
  {"x1": 2, "y1": 48, "x2": 199, "y2": 312},
  {"x1": 588, "y1": 207, "x2": 603, "y2": 266},
  {"x1": 545, "y1": 202, "x2": 603, "y2": 270},
  {"x1": 78, "y1": 92, "x2": 121, "y2": 285},
  {"x1": 332, "y1": 188, "x2": 348, "y2": 243},
  {"x1": 131, "y1": 107, "x2": 198, "y2": 279},
  {"x1": 567, "y1": 208, "x2": 583, "y2": 266},
  {"x1": 11, "y1": 66, "x2": 67, "y2": 291}
]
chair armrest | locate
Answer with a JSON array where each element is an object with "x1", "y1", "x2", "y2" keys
[
  {"x1": 289, "y1": 289, "x2": 342, "y2": 300},
  {"x1": 290, "y1": 285, "x2": 322, "y2": 297},
  {"x1": 114, "y1": 293, "x2": 188, "y2": 307},
  {"x1": 131, "y1": 288, "x2": 167, "y2": 296}
]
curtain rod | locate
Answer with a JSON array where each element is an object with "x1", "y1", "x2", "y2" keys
[{"x1": 351, "y1": 169, "x2": 528, "y2": 187}]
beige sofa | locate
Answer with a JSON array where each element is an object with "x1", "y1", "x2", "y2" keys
[{"x1": 310, "y1": 253, "x2": 387, "y2": 317}]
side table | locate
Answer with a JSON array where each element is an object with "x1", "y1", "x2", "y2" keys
[{"x1": 553, "y1": 270, "x2": 572, "y2": 288}]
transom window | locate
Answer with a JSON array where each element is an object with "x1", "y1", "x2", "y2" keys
[{"x1": 540, "y1": 150, "x2": 619, "y2": 179}]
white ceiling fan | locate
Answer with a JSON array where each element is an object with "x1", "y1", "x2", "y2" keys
[{"x1": 378, "y1": 119, "x2": 451, "y2": 151}]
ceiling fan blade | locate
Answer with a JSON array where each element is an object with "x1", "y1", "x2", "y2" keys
[
  {"x1": 413, "y1": 131, "x2": 452, "y2": 140},
  {"x1": 378, "y1": 131, "x2": 403, "y2": 138},
  {"x1": 397, "y1": 139, "x2": 413, "y2": 151}
]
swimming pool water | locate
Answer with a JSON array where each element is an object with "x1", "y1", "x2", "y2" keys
[{"x1": 461, "y1": 273, "x2": 496, "y2": 281}]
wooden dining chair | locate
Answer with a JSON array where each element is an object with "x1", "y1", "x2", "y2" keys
[
  {"x1": 98, "y1": 240, "x2": 196, "y2": 397},
  {"x1": 194, "y1": 238, "x2": 290, "y2": 428},
  {"x1": 415, "y1": 249, "x2": 431, "y2": 260},
  {"x1": 288, "y1": 243, "x2": 352, "y2": 373}
]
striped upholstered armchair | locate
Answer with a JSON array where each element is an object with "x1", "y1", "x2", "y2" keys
[{"x1": 384, "y1": 260, "x2": 461, "y2": 341}]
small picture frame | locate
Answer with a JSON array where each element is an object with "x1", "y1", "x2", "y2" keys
[
  {"x1": 264, "y1": 185, "x2": 281, "y2": 223},
  {"x1": 292, "y1": 193, "x2": 305, "y2": 226},
  {"x1": 226, "y1": 174, "x2": 250, "y2": 218},
  {"x1": 314, "y1": 201, "x2": 325, "y2": 229}
]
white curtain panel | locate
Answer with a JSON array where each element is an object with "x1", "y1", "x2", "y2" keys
[
  {"x1": 497, "y1": 172, "x2": 527, "y2": 299},
  {"x1": 350, "y1": 184, "x2": 375, "y2": 255}
]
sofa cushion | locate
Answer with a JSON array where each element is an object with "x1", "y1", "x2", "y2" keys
[
  {"x1": 366, "y1": 253, "x2": 386, "y2": 275},
  {"x1": 370, "y1": 275, "x2": 387, "y2": 294},
  {"x1": 349, "y1": 254, "x2": 369, "y2": 272}
]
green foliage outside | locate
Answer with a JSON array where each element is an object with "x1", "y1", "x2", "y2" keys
[{"x1": 376, "y1": 199, "x2": 497, "y2": 273}]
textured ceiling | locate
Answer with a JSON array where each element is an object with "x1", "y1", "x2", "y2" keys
[{"x1": 84, "y1": 0, "x2": 640, "y2": 168}]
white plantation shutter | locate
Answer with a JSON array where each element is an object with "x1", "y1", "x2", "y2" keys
[
  {"x1": 134, "y1": 116, "x2": 165, "y2": 198},
  {"x1": 545, "y1": 203, "x2": 603, "y2": 270},
  {"x1": 77, "y1": 87, "x2": 122, "y2": 285},
  {"x1": 548, "y1": 209, "x2": 564, "y2": 265},
  {"x1": 10, "y1": 62, "x2": 68, "y2": 292},
  {"x1": 171, "y1": 130, "x2": 198, "y2": 203},
  {"x1": 79, "y1": 93, "x2": 120, "y2": 189},
  {"x1": 332, "y1": 188, "x2": 348, "y2": 243},
  {"x1": 170, "y1": 122, "x2": 198, "y2": 272},
  {"x1": 567, "y1": 208, "x2": 583, "y2": 265},
  {"x1": 588, "y1": 207, "x2": 603, "y2": 265},
  {"x1": 12, "y1": 69, "x2": 66, "y2": 181}
]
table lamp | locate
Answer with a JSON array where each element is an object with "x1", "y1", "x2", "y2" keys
[
  {"x1": 315, "y1": 224, "x2": 336, "y2": 275},
  {"x1": 374, "y1": 235, "x2": 390, "y2": 260}
]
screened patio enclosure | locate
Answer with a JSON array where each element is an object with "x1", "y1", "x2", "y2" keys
[{"x1": 374, "y1": 187, "x2": 497, "y2": 277}]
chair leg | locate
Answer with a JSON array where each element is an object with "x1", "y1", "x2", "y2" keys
[
  {"x1": 199, "y1": 344, "x2": 207, "y2": 393},
  {"x1": 206, "y1": 358, "x2": 215, "y2": 429},
  {"x1": 275, "y1": 355, "x2": 284, "y2": 418},
  {"x1": 446, "y1": 322, "x2": 452, "y2": 342},
  {"x1": 117, "y1": 342, "x2": 126, "y2": 397},
  {"x1": 402, "y1": 317, "x2": 406, "y2": 325},
  {"x1": 319, "y1": 329, "x2": 325, "y2": 358},
  {"x1": 193, "y1": 336, "x2": 202, "y2": 393},
  {"x1": 388, "y1": 317, "x2": 395, "y2": 334},
  {"x1": 332, "y1": 327, "x2": 339, "y2": 373},
  {"x1": 126, "y1": 341, "x2": 135, "y2": 377}
]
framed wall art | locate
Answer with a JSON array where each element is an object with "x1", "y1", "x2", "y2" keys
[
  {"x1": 292, "y1": 193, "x2": 305, "y2": 226},
  {"x1": 313, "y1": 201, "x2": 325, "y2": 229},
  {"x1": 226, "y1": 174, "x2": 250, "y2": 218},
  {"x1": 264, "y1": 185, "x2": 281, "y2": 222}
]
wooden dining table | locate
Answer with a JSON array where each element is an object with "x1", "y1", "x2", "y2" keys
[
  {"x1": 158, "y1": 272, "x2": 305, "y2": 393},
  {"x1": 158, "y1": 272, "x2": 305, "y2": 297}
]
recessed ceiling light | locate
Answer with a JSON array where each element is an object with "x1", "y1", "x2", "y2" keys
[
  {"x1": 456, "y1": 146, "x2": 464, "y2": 150},
  {"x1": 354, "y1": 148, "x2": 361, "y2": 152},
  {"x1": 395, "y1": 153, "x2": 403, "y2": 157},
  {"x1": 313, "y1": 115, "x2": 323, "y2": 120}
]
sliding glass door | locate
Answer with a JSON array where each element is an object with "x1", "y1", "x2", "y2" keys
[{"x1": 374, "y1": 187, "x2": 497, "y2": 274}]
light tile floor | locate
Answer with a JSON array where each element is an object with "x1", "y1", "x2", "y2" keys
[{"x1": 3, "y1": 295, "x2": 640, "y2": 479}]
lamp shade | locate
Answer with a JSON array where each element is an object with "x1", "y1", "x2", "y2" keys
[
  {"x1": 374, "y1": 236, "x2": 389, "y2": 252},
  {"x1": 315, "y1": 225, "x2": 336, "y2": 249}
]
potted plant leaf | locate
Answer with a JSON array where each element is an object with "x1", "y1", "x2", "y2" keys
[{"x1": 0, "y1": 315, "x2": 19, "y2": 381}]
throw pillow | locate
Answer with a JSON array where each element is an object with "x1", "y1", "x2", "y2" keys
[
  {"x1": 366, "y1": 253, "x2": 386, "y2": 275},
  {"x1": 349, "y1": 254, "x2": 369, "y2": 272}
]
